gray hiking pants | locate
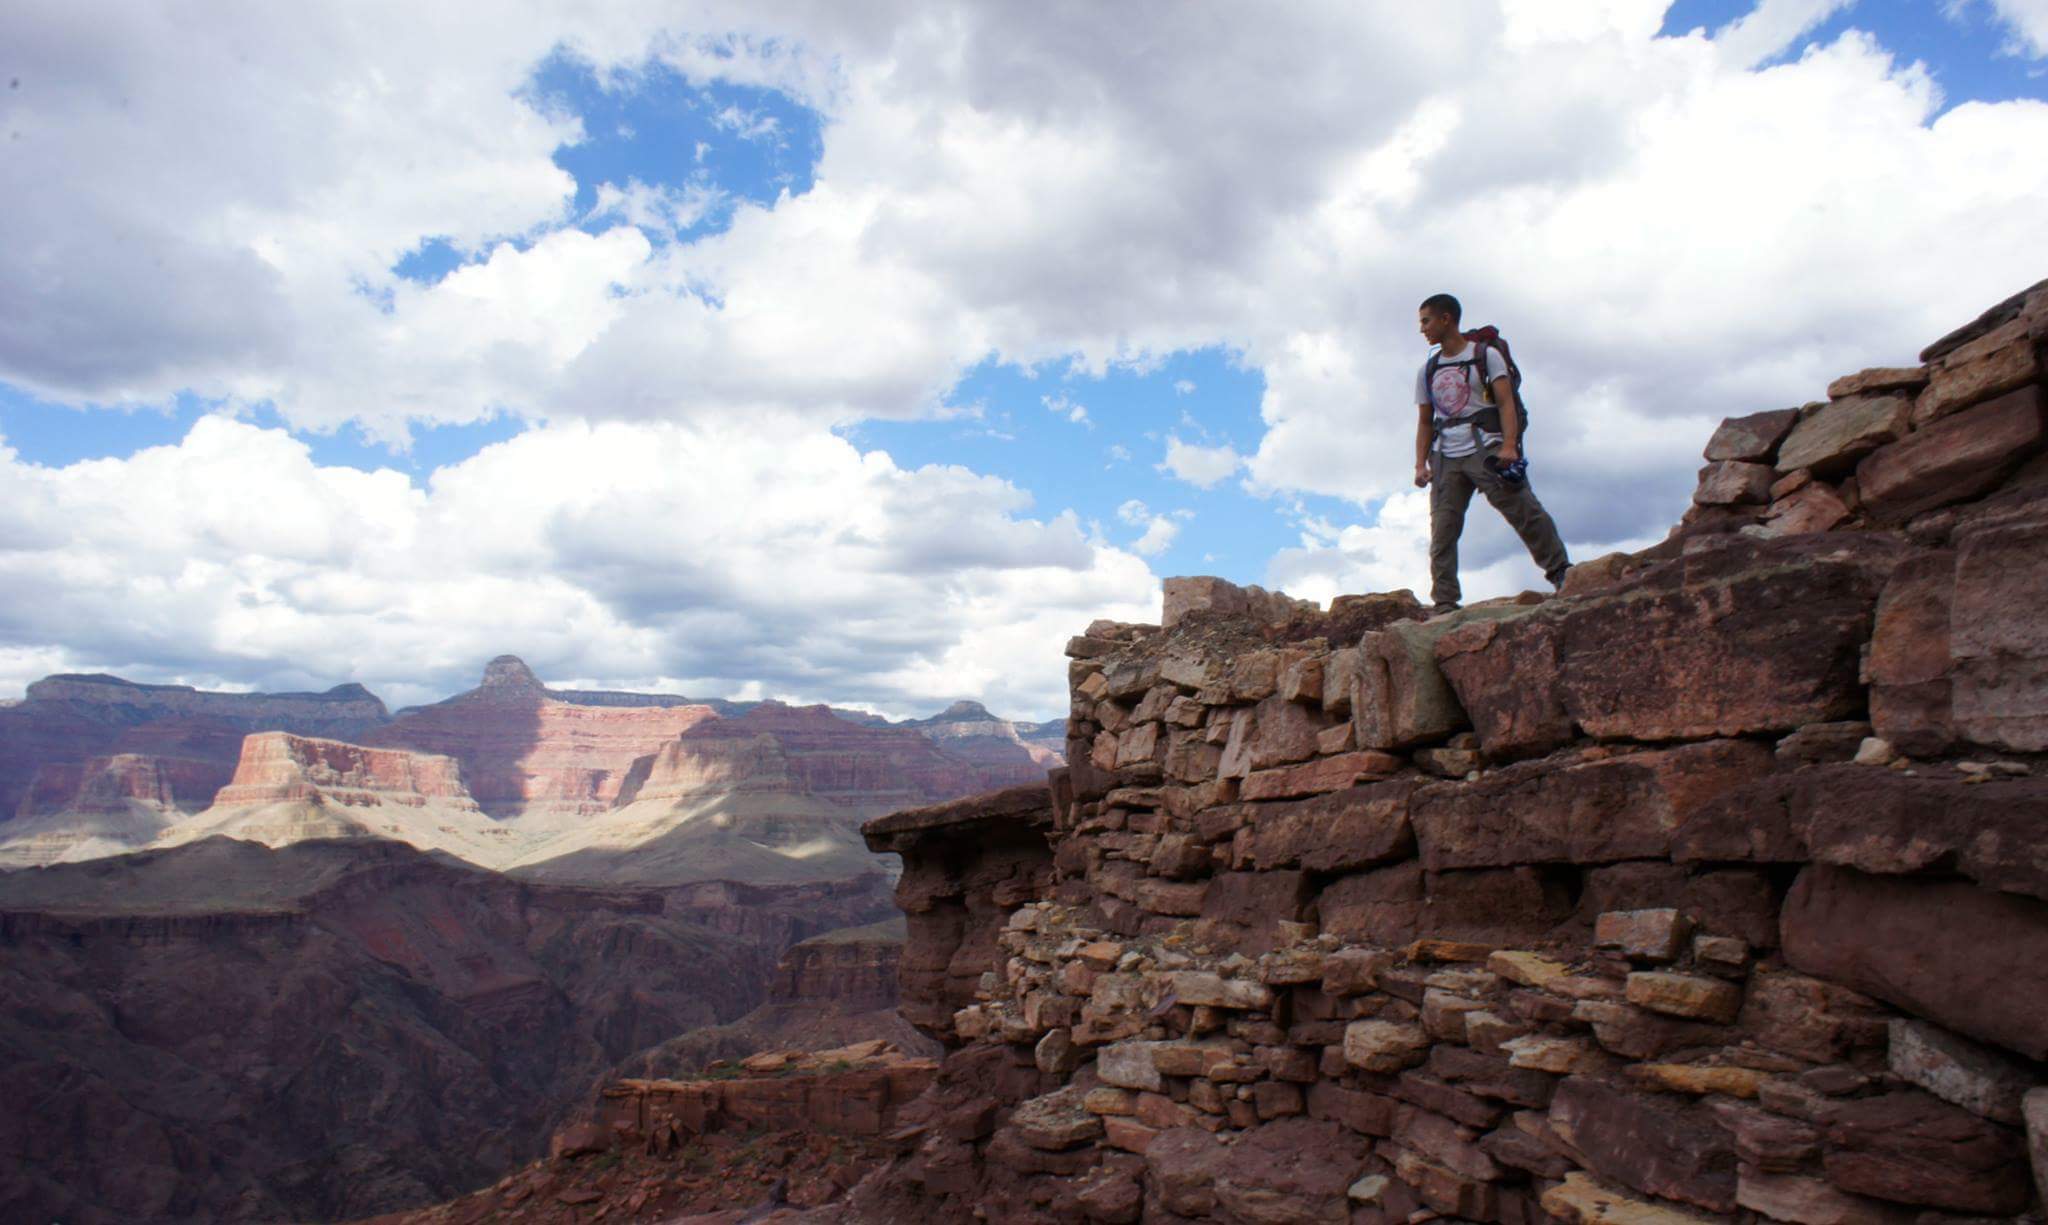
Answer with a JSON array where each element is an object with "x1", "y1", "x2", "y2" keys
[{"x1": 1429, "y1": 446, "x2": 1570, "y2": 607}]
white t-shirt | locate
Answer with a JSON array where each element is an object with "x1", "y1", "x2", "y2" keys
[{"x1": 1416, "y1": 343, "x2": 1510, "y2": 458}]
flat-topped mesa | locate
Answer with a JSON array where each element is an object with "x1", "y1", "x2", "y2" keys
[
  {"x1": 844, "y1": 279, "x2": 2048, "y2": 1225},
  {"x1": 151, "y1": 732, "x2": 522, "y2": 867},
  {"x1": 770, "y1": 918, "x2": 908, "y2": 1010},
  {"x1": 631, "y1": 703, "x2": 1041, "y2": 807},
  {"x1": 21, "y1": 674, "x2": 391, "y2": 729},
  {"x1": 207, "y1": 731, "x2": 476, "y2": 808},
  {"x1": 0, "y1": 673, "x2": 393, "y2": 832}
]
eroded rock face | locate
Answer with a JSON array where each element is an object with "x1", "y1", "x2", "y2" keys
[
  {"x1": 148, "y1": 732, "x2": 523, "y2": 867},
  {"x1": 1781, "y1": 865, "x2": 2048, "y2": 1060},
  {"x1": 843, "y1": 276, "x2": 2048, "y2": 1223},
  {"x1": 364, "y1": 659, "x2": 724, "y2": 822},
  {"x1": 862, "y1": 785, "x2": 1056, "y2": 1042},
  {"x1": 1438, "y1": 535, "x2": 1908, "y2": 753},
  {"x1": 0, "y1": 837, "x2": 896, "y2": 1224},
  {"x1": 0, "y1": 752, "x2": 235, "y2": 866},
  {"x1": 612, "y1": 917, "x2": 939, "y2": 1080},
  {"x1": 0, "y1": 673, "x2": 390, "y2": 842}
]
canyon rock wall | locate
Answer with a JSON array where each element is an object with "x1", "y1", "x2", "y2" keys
[
  {"x1": 0, "y1": 753, "x2": 237, "y2": 866},
  {"x1": 865, "y1": 785, "x2": 1060, "y2": 1043},
  {"x1": 615, "y1": 917, "x2": 939, "y2": 1079},
  {"x1": 902, "y1": 700, "x2": 1068, "y2": 770},
  {"x1": 0, "y1": 836, "x2": 898, "y2": 1224},
  {"x1": 2, "y1": 653, "x2": 1061, "y2": 877},
  {"x1": 506, "y1": 703, "x2": 1053, "y2": 886},
  {"x1": 151, "y1": 732, "x2": 525, "y2": 867},
  {"x1": 848, "y1": 280, "x2": 2048, "y2": 1225},
  {"x1": 363, "y1": 655, "x2": 724, "y2": 825},
  {"x1": 0, "y1": 674, "x2": 391, "y2": 844}
]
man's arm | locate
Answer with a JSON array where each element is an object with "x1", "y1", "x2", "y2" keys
[
  {"x1": 1414, "y1": 404, "x2": 1433, "y2": 487},
  {"x1": 1492, "y1": 374, "x2": 1522, "y2": 462}
]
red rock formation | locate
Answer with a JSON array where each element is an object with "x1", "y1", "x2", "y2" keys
[
  {"x1": 599, "y1": 1042, "x2": 936, "y2": 1139},
  {"x1": 5, "y1": 656, "x2": 1056, "y2": 873},
  {"x1": 0, "y1": 753, "x2": 237, "y2": 867},
  {"x1": 0, "y1": 836, "x2": 897, "y2": 1224},
  {"x1": 634, "y1": 702, "x2": 1042, "y2": 807},
  {"x1": 509, "y1": 704, "x2": 1053, "y2": 886},
  {"x1": 212, "y1": 730, "x2": 475, "y2": 806},
  {"x1": 770, "y1": 919, "x2": 909, "y2": 1010},
  {"x1": 150, "y1": 732, "x2": 522, "y2": 866},
  {"x1": 364, "y1": 656, "x2": 722, "y2": 823},
  {"x1": 863, "y1": 785, "x2": 1056, "y2": 1042},
  {"x1": 837, "y1": 281, "x2": 2048, "y2": 1224},
  {"x1": 358, "y1": 1050, "x2": 933, "y2": 1225},
  {"x1": 900, "y1": 700, "x2": 1066, "y2": 772},
  {"x1": 617, "y1": 918, "x2": 938, "y2": 1078},
  {"x1": 0, "y1": 675, "x2": 389, "y2": 824}
]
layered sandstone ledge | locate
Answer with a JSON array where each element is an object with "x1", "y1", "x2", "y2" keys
[
  {"x1": 847, "y1": 281, "x2": 2048, "y2": 1224},
  {"x1": 596, "y1": 1041, "x2": 936, "y2": 1143}
]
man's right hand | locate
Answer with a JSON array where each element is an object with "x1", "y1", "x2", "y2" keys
[{"x1": 1414, "y1": 461, "x2": 1431, "y2": 488}]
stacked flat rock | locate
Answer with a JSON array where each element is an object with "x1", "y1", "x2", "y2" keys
[{"x1": 851, "y1": 278, "x2": 2048, "y2": 1224}]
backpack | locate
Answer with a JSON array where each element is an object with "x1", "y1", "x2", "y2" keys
[{"x1": 1425, "y1": 325, "x2": 1530, "y2": 443}]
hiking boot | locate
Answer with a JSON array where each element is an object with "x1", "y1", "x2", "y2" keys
[
  {"x1": 1429, "y1": 601, "x2": 1461, "y2": 617},
  {"x1": 1547, "y1": 565, "x2": 1571, "y2": 593}
]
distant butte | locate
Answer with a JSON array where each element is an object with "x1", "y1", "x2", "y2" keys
[{"x1": 1, "y1": 654, "x2": 1063, "y2": 875}]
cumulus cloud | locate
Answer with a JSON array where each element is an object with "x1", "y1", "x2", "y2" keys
[
  {"x1": 589, "y1": 178, "x2": 727, "y2": 235},
  {"x1": 1983, "y1": 0, "x2": 2048, "y2": 57},
  {"x1": 1710, "y1": 0, "x2": 1857, "y2": 67},
  {"x1": 1159, "y1": 435, "x2": 1245, "y2": 489},
  {"x1": 1116, "y1": 499, "x2": 1189, "y2": 557},
  {"x1": 6, "y1": 1, "x2": 2048, "y2": 705},
  {"x1": 1043, "y1": 393, "x2": 1092, "y2": 427},
  {"x1": 0, "y1": 417, "x2": 1157, "y2": 718}
]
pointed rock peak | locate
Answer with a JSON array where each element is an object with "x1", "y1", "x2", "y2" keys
[{"x1": 481, "y1": 656, "x2": 543, "y2": 690}]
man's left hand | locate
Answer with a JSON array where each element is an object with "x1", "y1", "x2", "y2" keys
[{"x1": 1496, "y1": 443, "x2": 1520, "y2": 464}]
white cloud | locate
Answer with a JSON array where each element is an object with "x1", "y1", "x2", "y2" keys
[
  {"x1": 1159, "y1": 435, "x2": 1245, "y2": 489},
  {"x1": 1043, "y1": 392, "x2": 1092, "y2": 426},
  {"x1": 712, "y1": 104, "x2": 782, "y2": 141},
  {"x1": 1116, "y1": 499, "x2": 1188, "y2": 558},
  {"x1": 0, "y1": 417, "x2": 1158, "y2": 718},
  {"x1": 1710, "y1": 0, "x2": 1856, "y2": 67},
  {"x1": 1173, "y1": 379, "x2": 1197, "y2": 395},
  {"x1": 589, "y1": 178, "x2": 726, "y2": 235},
  {"x1": 7, "y1": 1, "x2": 2048, "y2": 701},
  {"x1": 1983, "y1": 0, "x2": 2048, "y2": 56}
]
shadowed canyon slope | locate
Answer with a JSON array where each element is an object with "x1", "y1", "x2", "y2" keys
[
  {"x1": 0, "y1": 837, "x2": 899, "y2": 1224},
  {"x1": 0, "y1": 664, "x2": 1065, "y2": 1219}
]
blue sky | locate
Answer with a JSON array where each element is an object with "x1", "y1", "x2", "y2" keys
[
  {"x1": 1663, "y1": 0, "x2": 2047, "y2": 102},
  {"x1": 2, "y1": 2, "x2": 2045, "y2": 717}
]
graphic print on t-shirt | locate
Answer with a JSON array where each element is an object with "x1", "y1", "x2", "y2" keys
[{"x1": 1431, "y1": 362, "x2": 1476, "y2": 418}]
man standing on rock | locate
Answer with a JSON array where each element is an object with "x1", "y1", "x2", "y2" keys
[{"x1": 1414, "y1": 292, "x2": 1571, "y2": 615}]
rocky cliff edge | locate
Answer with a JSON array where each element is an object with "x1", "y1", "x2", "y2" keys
[{"x1": 833, "y1": 278, "x2": 2048, "y2": 1224}]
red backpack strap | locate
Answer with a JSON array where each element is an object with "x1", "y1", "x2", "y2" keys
[{"x1": 1466, "y1": 335, "x2": 1495, "y2": 405}]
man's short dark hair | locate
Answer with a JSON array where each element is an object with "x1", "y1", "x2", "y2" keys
[{"x1": 1419, "y1": 293, "x2": 1461, "y2": 323}]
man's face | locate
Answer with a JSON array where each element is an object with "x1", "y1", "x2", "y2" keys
[{"x1": 1418, "y1": 308, "x2": 1455, "y2": 346}]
